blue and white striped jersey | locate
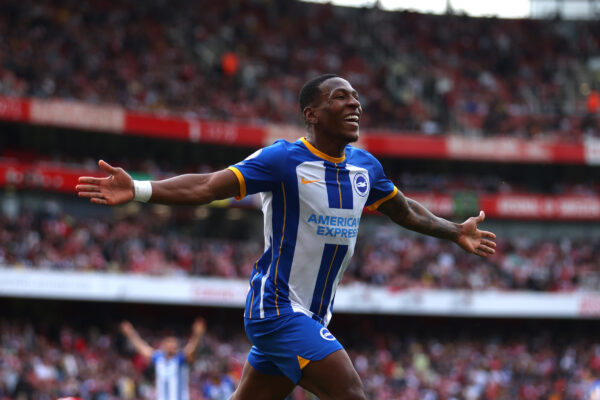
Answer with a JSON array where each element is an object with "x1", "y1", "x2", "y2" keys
[
  {"x1": 229, "y1": 138, "x2": 397, "y2": 326},
  {"x1": 151, "y1": 350, "x2": 189, "y2": 400}
]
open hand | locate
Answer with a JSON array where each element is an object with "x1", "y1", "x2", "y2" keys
[
  {"x1": 456, "y1": 211, "x2": 496, "y2": 257},
  {"x1": 192, "y1": 318, "x2": 207, "y2": 336},
  {"x1": 120, "y1": 321, "x2": 135, "y2": 336},
  {"x1": 76, "y1": 160, "x2": 134, "y2": 205}
]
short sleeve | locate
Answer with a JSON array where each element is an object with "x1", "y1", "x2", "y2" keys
[
  {"x1": 365, "y1": 155, "x2": 397, "y2": 211},
  {"x1": 228, "y1": 140, "x2": 287, "y2": 199}
]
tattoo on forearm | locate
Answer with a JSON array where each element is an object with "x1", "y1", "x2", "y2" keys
[{"x1": 401, "y1": 199, "x2": 459, "y2": 241}]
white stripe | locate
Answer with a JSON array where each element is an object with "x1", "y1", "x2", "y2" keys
[
  {"x1": 261, "y1": 192, "x2": 273, "y2": 252},
  {"x1": 259, "y1": 274, "x2": 268, "y2": 318},
  {"x1": 258, "y1": 192, "x2": 274, "y2": 319},
  {"x1": 291, "y1": 302, "x2": 314, "y2": 318},
  {"x1": 155, "y1": 360, "x2": 162, "y2": 400},
  {"x1": 170, "y1": 359, "x2": 177, "y2": 400}
]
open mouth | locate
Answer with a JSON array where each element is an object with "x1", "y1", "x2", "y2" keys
[{"x1": 343, "y1": 114, "x2": 360, "y2": 127}]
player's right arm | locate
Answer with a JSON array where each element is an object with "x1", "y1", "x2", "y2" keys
[
  {"x1": 76, "y1": 160, "x2": 240, "y2": 206},
  {"x1": 120, "y1": 321, "x2": 155, "y2": 360}
]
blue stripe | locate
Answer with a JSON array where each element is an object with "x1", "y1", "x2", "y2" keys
[
  {"x1": 324, "y1": 162, "x2": 353, "y2": 210},
  {"x1": 325, "y1": 162, "x2": 341, "y2": 208},
  {"x1": 309, "y1": 244, "x2": 349, "y2": 318},
  {"x1": 338, "y1": 166, "x2": 354, "y2": 210}
]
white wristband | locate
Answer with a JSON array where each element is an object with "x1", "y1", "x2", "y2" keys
[{"x1": 133, "y1": 180, "x2": 152, "y2": 202}]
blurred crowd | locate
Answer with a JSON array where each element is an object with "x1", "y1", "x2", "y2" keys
[
  {"x1": 1, "y1": 318, "x2": 599, "y2": 400},
  {"x1": 0, "y1": 204, "x2": 261, "y2": 278},
  {"x1": 1, "y1": 204, "x2": 598, "y2": 292},
  {"x1": 348, "y1": 225, "x2": 598, "y2": 291},
  {"x1": 345, "y1": 329, "x2": 596, "y2": 400},
  {"x1": 0, "y1": 319, "x2": 245, "y2": 400},
  {"x1": 394, "y1": 171, "x2": 598, "y2": 197},
  {"x1": 1, "y1": 0, "x2": 600, "y2": 138}
]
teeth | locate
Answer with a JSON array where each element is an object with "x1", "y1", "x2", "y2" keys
[{"x1": 344, "y1": 115, "x2": 359, "y2": 122}]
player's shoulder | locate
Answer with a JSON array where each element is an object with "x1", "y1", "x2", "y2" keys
[
  {"x1": 273, "y1": 137, "x2": 321, "y2": 160},
  {"x1": 262, "y1": 138, "x2": 296, "y2": 155},
  {"x1": 345, "y1": 145, "x2": 381, "y2": 167},
  {"x1": 239, "y1": 139, "x2": 291, "y2": 164}
]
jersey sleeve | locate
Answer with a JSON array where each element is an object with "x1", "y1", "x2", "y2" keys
[
  {"x1": 365, "y1": 155, "x2": 397, "y2": 211},
  {"x1": 227, "y1": 140, "x2": 287, "y2": 200}
]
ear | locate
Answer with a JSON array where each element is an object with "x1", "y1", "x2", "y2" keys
[{"x1": 303, "y1": 106, "x2": 319, "y2": 125}]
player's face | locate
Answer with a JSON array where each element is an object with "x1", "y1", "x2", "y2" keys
[
  {"x1": 162, "y1": 337, "x2": 179, "y2": 357},
  {"x1": 313, "y1": 77, "x2": 362, "y2": 143}
]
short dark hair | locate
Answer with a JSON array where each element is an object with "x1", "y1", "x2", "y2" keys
[{"x1": 298, "y1": 73, "x2": 339, "y2": 113}]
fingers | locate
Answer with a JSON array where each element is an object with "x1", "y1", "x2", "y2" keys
[
  {"x1": 90, "y1": 197, "x2": 108, "y2": 205},
  {"x1": 98, "y1": 159, "x2": 118, "y2": 174},
  {"x1": 77, "y1": 191, "x2": 98, "y2": 198},
  {"x1": 480, "y1": 238, "x2": 496, "y2": 249},
  {"x1": 480, "y1": 230, "x2": 496, "y2": 240},
  {"x1": 474, "y1": 249, "x2": 492, "y2": 257},
  {"x1": 474, "y1": 235, "x2": 496, "y2": 257},
  {"x1": 76, "y1": 184, "x2": 100, "y2": 192},
  {"x1": 78, "y1": 191, "x2": 109, "y2": 205},
  {"x1": 78, "y1": 176, "x2": 104, "y2": 184},
  {"x1": 476, "y1": 244, "x2": 495, "y2": 255}
]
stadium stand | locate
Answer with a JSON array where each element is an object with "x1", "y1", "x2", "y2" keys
[
  {"x1": 0, "y1": 201, "x2": 599, "y2": 291},
  {"x1": 2, "y1": 301, "x2": 600, "y2": 400},
  {"x1": 1, "y1": 0, "x2": 600, "y2": 138}
]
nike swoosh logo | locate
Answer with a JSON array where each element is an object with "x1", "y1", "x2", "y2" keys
[{"x1": 301, "y1": 177, "x2": 320, "y2": 184}]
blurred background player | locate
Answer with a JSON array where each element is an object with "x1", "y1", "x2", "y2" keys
[{"x1": 120, "y1": 318, "x2": 206, "y2": 400}]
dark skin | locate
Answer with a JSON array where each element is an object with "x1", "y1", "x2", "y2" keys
[{"x1": 76, "y1": 76, "x2": 496, "y2": 400}]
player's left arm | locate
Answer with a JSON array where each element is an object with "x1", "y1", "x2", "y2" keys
[
  {"x1": 377, "y1": 191, "x2": 496, "y2": 257},
  {"x1": 183, "y1": 318, "x2": 206, "y2": 363}
]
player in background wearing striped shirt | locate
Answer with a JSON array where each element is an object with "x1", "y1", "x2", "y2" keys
[
  {"x1": 77, "y1": 74, "x2": 496, "y2": 400},
  {"x1": 120, "y1": 319, "x2": 206, "y2": 400}
]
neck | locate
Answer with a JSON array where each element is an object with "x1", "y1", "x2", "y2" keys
[{"x1": 305, "y1": 132, "x2": 346, "y2": 159}]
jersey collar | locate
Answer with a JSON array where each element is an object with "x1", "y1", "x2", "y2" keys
[{"x1": 300, "y1": 137, "x2": 345, "y2": 164}]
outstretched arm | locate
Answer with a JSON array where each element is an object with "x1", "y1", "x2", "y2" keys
[
  {"x1": 76, "y1": 160, "x2": 240, "y2": 206},
  {"x1": 183, "y1": 318, "x2": 206, "y2": 362},
  {"x1": 377, "y1": 191, "x2": 496, "y2": 257},
  {"x1": 120, "y1": 321, "x2": 154, "y2": 360}
]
